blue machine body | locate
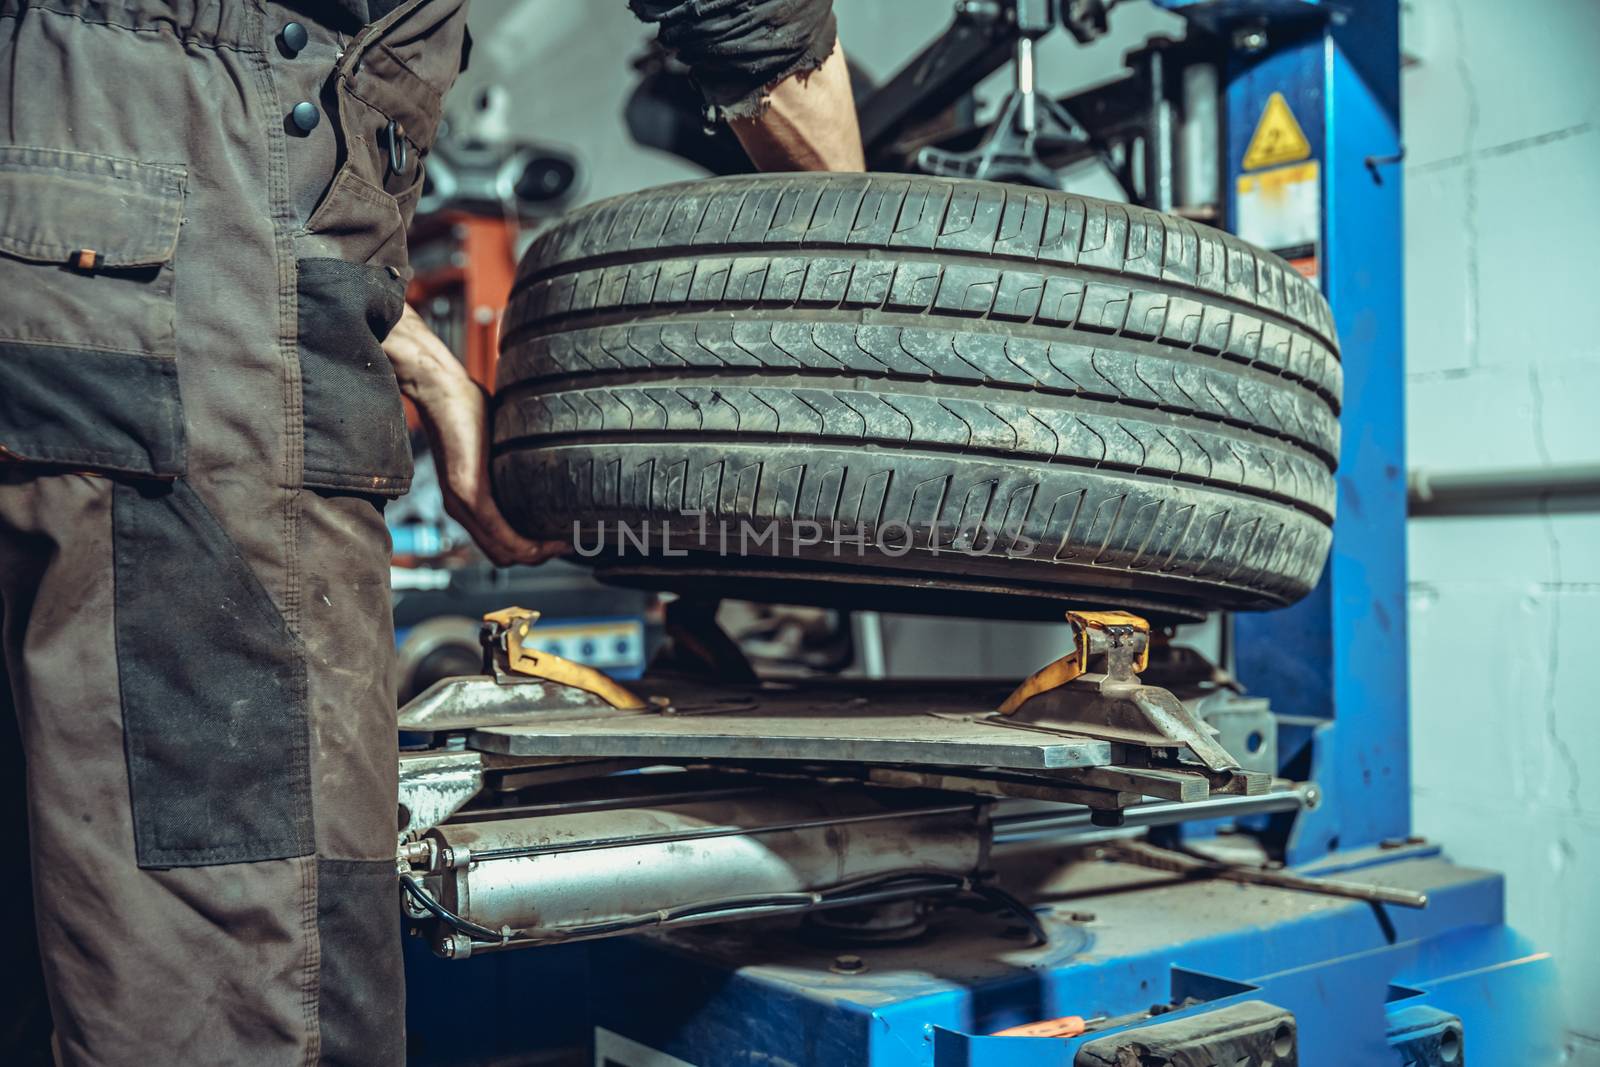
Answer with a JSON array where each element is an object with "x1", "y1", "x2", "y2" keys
[
  {"x1": 587, "y1": 849, "x2": 1558, "y2": 1066},
  {"x1": 407, "y1": 2, "x2": 1555, "y2": 1062},
  {"x1": 1224, "y1": 0, "x2": 1413, "y2": 866}
]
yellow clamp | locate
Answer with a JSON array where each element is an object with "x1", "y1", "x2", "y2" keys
[
  {"x1": 997, "y1": 610, "x2": 1150, "y2": 715},
  {"x1": 483, "y1": 607, "x2": 647, "y2": 711}
]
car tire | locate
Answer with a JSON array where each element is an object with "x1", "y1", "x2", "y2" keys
[{"x1": 493, "y1": 173, "x2": 1339, "y2": 620}]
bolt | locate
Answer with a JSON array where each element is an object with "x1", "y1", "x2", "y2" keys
[
  {"x1": 1232, "y1": 26, "x2": 1268, "y2": 53},
  {"x1": 830, "y1": 953, "x2": 867, "y2": 975},
  {"x1": 436, "y1": 936, "x2": 457, "y2": 959}
]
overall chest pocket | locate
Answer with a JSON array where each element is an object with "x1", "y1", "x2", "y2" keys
[
  {"x1": 300, "y1": 0, "x2": 468, "y2": 274},
  {"x1": 0, "y1": 147, "x2": 187, "y2": 477}
]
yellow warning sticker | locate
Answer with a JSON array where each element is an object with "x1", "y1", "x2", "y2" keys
[{"x1": 1241, "y1": 92, "x2": 1312, "y2": 172}]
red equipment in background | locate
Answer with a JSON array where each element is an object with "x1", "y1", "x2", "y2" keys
[{"x1": 403, "y1": 211, "x2": 520, "y2": 428}]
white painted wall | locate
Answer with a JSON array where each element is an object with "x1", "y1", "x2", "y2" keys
[{"x1": 1401, "y1": 1, "x2": 1600, "y2": 1061}]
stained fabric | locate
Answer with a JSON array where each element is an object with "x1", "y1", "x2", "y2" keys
[
  {"x1": 112, "y1": 479, "x2": 312, "y2": 868},
  {"x1": 630, "y1": 0, "x2": 838, "y2": 119},
  {"x1": 298, "y1": 258, "x2": 413, "y2": 496}
]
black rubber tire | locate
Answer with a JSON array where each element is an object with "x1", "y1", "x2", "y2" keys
[{"x1": 493, "y1": 173, "x2": 1340, "y2": 618}]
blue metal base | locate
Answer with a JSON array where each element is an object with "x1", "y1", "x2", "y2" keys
[{"x1": 584, "y1": 848, "x2": 1556, "y2": 1066}]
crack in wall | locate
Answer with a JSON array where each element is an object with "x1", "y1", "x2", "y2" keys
[
  {"x1": 1446, "y1": 0, "x2": 1482, "y2": 371},
  {"x1": 1528, "y1": 366, "x2": 1581, "y2": 814},
  {"x1": 1408, "y1": 121, "x2": 1595, "y2": 174}
]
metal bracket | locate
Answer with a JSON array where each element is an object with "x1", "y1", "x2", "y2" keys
[
  {"x1": 398, "y1": 750, "x2": 484, "y2": 837},
  {"x1": 916, "y1": 89, "x2": 1095, "y2": 188},
  {"x1": 997, "y1": 612, "x2": 1241, "y2": 773},
  {"x1": 999, "y1": 611, "x2": 1151, "y2": 713},
  {"x1": 482, "y1": 607, "x2": 646, "y2": 710},
  {"x1": 914, "y1": 2, "x2": 1111, "y2": 189}
]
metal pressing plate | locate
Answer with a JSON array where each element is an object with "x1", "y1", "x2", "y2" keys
[{"x1": 468, "y1": 678, "x2": 1114, "y2": 770}]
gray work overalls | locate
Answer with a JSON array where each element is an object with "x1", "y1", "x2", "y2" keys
[{"x1": 0, "y1": 1, "x2": 467, "y2": 1061}]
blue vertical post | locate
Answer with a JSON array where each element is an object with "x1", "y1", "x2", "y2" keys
[{"x1": 1229, "y1": 0, "x2": 1408, "y2": 861}]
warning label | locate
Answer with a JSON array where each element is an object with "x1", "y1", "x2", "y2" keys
[
  {"x1": 1236, "y1": 161, "x2": 1321, "y2": 288},
  {"x1": 1241, "y1": 92, "x2": 1312, "y2": 172}
]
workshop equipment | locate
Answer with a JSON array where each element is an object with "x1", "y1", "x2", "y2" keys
[
  {"x1": 399, "y1": 0, "x2": 1553, "y2": 1063},
  {"x1": 411, "y1": 779, "x2": 993, "y2": 955}
]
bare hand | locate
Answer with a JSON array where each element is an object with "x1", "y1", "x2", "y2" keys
[{"x1": 382, "y1": 306, "x2": 568, "y2": 567}]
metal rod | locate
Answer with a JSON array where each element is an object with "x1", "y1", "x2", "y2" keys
[
  {"x1": 1104, "y1": 841, "x2": 1428, "y2": 909},
  {"x1": 1179, "y1": 62, "x2": 1219, "y2": 212},
  {"x1": 1016, "y1": 37, "x2": 1036, "y2": 133},
  {"x1": 992, "y1": 784, "x2": 1314, "y2": 844},
  {"x1": 1145, "y1": 48, "x2": 1174, "y2": 212},
  {"x1": 1212, "y1": 862, "x2": 1427, "y2": 908}
]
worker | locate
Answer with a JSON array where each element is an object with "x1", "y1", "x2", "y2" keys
[{"x1": 0, "y1": 0, "x2": 863, "y2": 1063}]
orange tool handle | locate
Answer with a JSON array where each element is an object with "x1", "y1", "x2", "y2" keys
[{"x1": 991, "y1": 1015, "x2": 1088, "y2": 1038}]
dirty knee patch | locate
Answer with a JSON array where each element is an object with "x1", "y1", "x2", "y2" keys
[{"x1": 111, "y1": 479, "x2": 312, "y2": 868}]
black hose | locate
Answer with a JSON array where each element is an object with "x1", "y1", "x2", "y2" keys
[
  {"x1": 969, "y1": 883, "x2": 1049, "y2": 946},
  {"x1": 400, "y1": 868, "x2": 1051, "y2": 950},
  {"x1": 401, "y1": 876, "x2": 513, "y2": 943}
]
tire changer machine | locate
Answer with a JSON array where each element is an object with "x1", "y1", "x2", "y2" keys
[{"x1": 398, "y1": 2, "x2": 1558, "y2": 1063}]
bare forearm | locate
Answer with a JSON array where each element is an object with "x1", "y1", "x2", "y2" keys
[
  {"x1": 383, "y1": 304, "x2": 470, "y2": 410},
  {"x1": 629, "y1": 0, "x2": 862, "y2": 172},
  {"x1": 728, "y1": 42, "x2": 864, "y2": 172},
  {"x1": 381, "y1": 305, "x2": 565, "y2": 567}
]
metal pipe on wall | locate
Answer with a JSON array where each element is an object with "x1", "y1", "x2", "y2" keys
[{"x1": 1408, "y1": 464, "x2": 1600, "y2": 515}]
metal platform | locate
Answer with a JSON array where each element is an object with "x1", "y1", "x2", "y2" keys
[
  {"x1": 398, "y1": 608, "x2": 1267, "y2": 825},
  {"x1": 467, "y1": 679, "x2": 1114, "y2": 769}
]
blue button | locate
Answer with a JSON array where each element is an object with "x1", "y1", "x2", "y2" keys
[
  {"x1": 289, "y1": 101, "x2": 320, "y2": 133},
  {"x1": 279, "y1": 21, "x2": 309, "y2": 56}
]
